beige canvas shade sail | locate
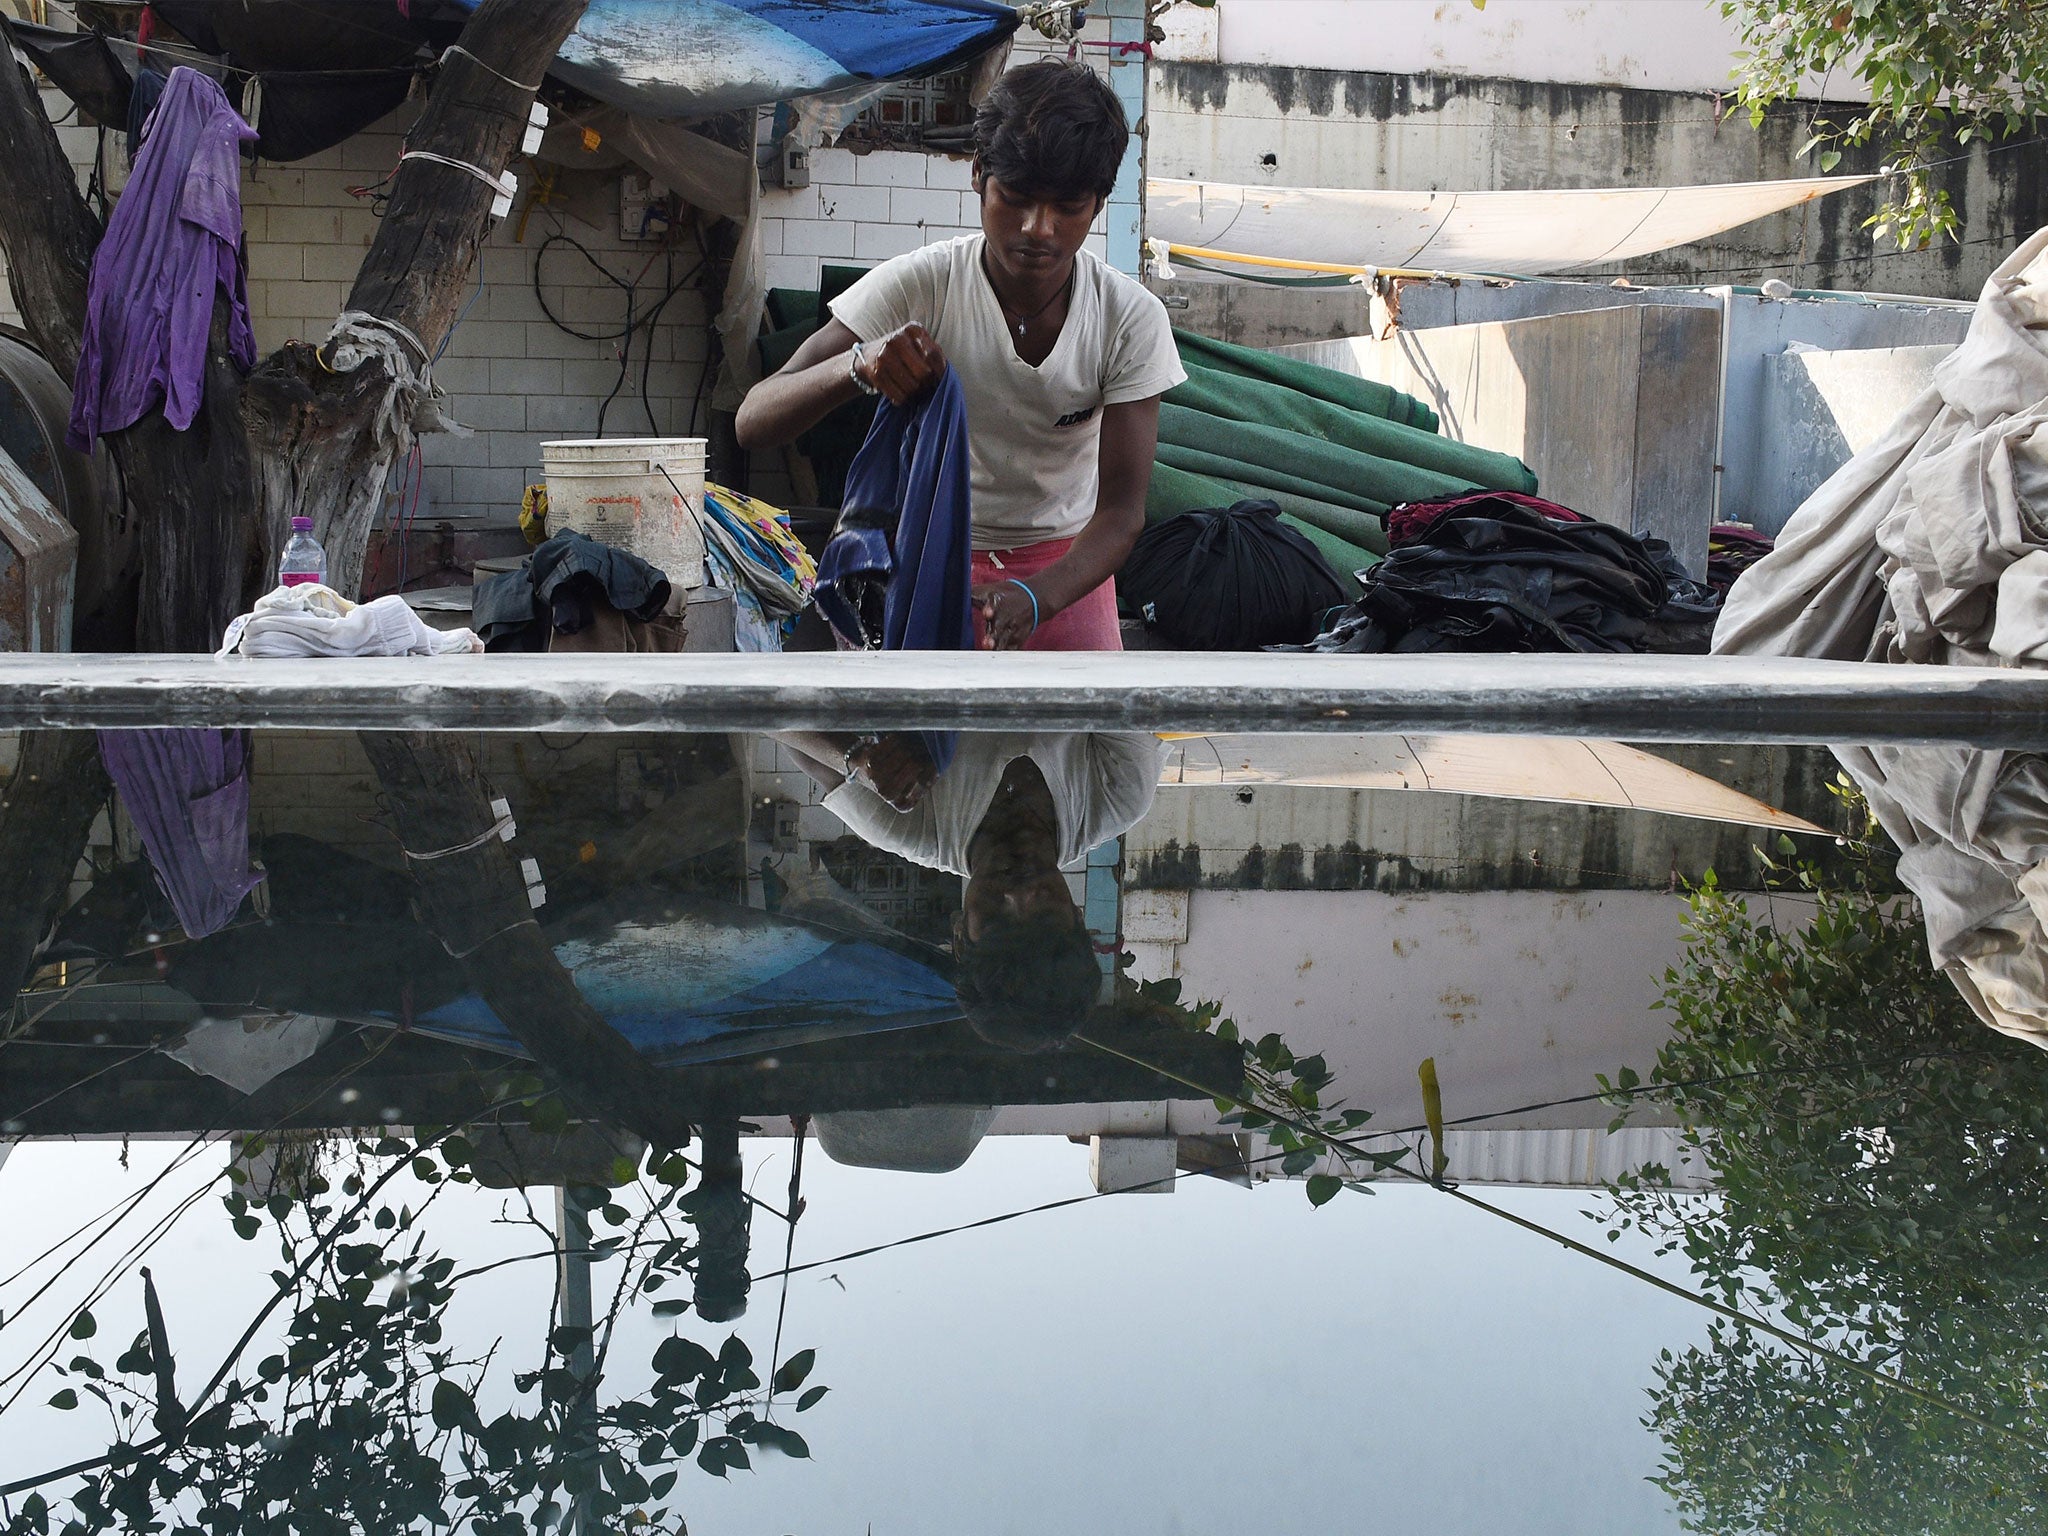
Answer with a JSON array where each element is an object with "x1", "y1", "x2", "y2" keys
[
  {"x1": 1147, "y1": 175, "x2": 1875, "y2": 276},
  {"x1": 1157, "y1": 735, "x2": 1827, "y2": 833}
]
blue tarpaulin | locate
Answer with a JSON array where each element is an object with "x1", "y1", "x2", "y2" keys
[
  {"x1": 395, "y1": 899, "x2": 962, "y2": 1064},
  {"x1": 448, "y1": 0, "x2": 1021, "y2": 118}
]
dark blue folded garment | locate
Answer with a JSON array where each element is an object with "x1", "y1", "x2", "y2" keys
[{"x1": 814, "y1": 366, "x2": 975, "y2": 772}]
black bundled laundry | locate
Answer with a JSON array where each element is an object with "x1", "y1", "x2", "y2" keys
[
  {"x1": 1290, "y1": 494, "x2": 1721, "y2": 655},
  {"x1": 1120, "y1": 499, "x2": 1350, "y2": 649},
  {"x1": 472, "y1": 529, "x2": 672, "y2": 652}
]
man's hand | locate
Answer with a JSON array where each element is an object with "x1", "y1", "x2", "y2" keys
[
  {"x1": 848, "y1": 733, "x2": 938, "y2": 810},
  {"x1": 855, "y1": 324, "x2": 948, "y2": 406},
  {"x1": 972, "y1": 580, "x2": 1040, "y2": 651}
]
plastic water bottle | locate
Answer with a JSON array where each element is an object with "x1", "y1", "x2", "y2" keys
[{"x1": 278, "y1": 516, "x2": 327, "y2": 589}]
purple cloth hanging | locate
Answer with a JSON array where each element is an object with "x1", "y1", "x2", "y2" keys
[
  {"x1": 97, "y1": 729, "x2": 264, "y2": 940},
  {"x1": 67, "y1": 67, "x2": 257, "y2": 452}
]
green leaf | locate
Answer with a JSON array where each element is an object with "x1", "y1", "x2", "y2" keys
[
  {"x1": 529, "y1": 1096, "x2": 570, "y2": 1136},
  {"x1": 771, "y1": 1349, "x2": 815, "y2": 1394},
  {"x1": 431, "y1": 1378, "x2": 483, "y2": 1435},
  {"x1": 49, "y1": 1389, "x2": 78, "y2": 1410},
  {"x1": 749, "y1": 1423, "x2": 810, "y2": 1459},
  {"x1": 796, "y1": 1385, "x2": 829, "y2": 1412},
  {"x1": 1305, "y1": 1173, "x2": 1343, "y2": 1207},
  {"x1": 68, "y1": 1310, "x2": 96, "y2": 1341}
]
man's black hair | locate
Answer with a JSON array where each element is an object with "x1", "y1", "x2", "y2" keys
[
  {"x1": 954, "y1": 911, "x2": 1101, "y2": 1052},
  {"x1": 974, "y1": 59, "x2": 1128, "y2": 203}
]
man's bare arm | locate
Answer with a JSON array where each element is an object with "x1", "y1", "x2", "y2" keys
[{"x1": 734, "y1": 320, "x2": 948, "y2": 451}]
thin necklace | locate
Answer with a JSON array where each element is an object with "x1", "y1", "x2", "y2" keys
[{"x1": 982, "y1": 250, "x2": 1073, "y2": 338}]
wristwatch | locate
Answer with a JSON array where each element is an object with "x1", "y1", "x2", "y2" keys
[{"x1": 848, "y1": 341, "x2": 881, "y2": 397}]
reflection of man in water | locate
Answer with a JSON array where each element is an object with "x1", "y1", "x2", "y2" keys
[{"x1": 775, "y1": 732, "x2": 1164, "y2": 1049}]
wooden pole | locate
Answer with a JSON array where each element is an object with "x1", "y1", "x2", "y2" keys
[{"x1": 355, "y1": 729, "x2": 698, "y2": 1149}]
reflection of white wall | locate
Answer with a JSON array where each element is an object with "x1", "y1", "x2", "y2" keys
[
  {"x1": 1156, "y1": 888, "x2": 1685, "y2": 1134},
  {"x1": 987, "y1": 888, "x2": 1688, "y2": 1149}
]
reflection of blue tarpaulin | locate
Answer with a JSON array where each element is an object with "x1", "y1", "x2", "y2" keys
[
  {"x1": 448, "y1": 0, "x2": 1021, "y2": 118},
  {"x1": 396, "y1": 900, "x2": 960, "y2": 1064}
]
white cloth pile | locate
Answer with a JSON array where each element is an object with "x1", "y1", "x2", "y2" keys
[
  {"x1": 1832, "y1": 745, "x2": 2048, "y2": 1046},
  {"x1": 1714, "y1": 228, "x2": 2048, "y2": 1048},
  {"x1": 218, "y1": 583, "x2": 482, "y2": 659}
]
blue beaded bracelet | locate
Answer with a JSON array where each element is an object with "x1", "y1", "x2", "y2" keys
[{"x1": 1004, "y1": 578, "x2": 1040, "y2": 634}]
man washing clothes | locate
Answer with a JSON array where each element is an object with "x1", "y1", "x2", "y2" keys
[{"x1": 734, "y1": 60, "x2": 1185, "y2": 651}]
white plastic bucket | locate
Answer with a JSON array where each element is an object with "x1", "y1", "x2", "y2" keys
[{"x1": 540, "y1": 437, "x2": 708, "y2": 590}]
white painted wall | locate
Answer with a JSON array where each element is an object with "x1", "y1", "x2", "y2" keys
[{"x1": 1161, "y1": 0, "x2": 1765, "y2": 97}]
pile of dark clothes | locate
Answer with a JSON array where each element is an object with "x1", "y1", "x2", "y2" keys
[
  {"x1": 1290, "y1": 492, "x2": 1721, "y2": 655},
  {"x1": 473, "y1": 529, "x2": 678, "y2": 653},
  {"x1": 1707, "y1": 522, "x2": 1776, "y2": 598}
]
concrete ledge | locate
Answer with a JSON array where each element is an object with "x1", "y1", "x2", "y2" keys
[{"x1": 0, "y1": 652, "x2": 2044, "y2": 747}]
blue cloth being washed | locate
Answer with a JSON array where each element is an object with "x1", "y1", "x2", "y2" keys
[{"x1": 814, "y1": 367, "x2": 974, "y2": 772}]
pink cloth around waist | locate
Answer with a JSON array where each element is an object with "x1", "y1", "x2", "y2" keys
[{"x1": 971, "y1": 536, "x2": 1123, "y2": 652}]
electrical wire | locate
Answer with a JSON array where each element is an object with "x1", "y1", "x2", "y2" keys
[{"x1": 532, "y1": 231, "x2": 703, "y2": 439}]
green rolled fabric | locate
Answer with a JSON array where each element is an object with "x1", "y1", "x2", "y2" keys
[
  {"x1": 1158, "y1": 405, "x2": 1484, "y2": 511},
  {"x1": 1180, "y1": 472, "x2": 1389, "y2": 557},
  {"x1": 1145, "y1": 459, "x2": 1237, "y2": 522},
  {"x1": 1143, "y1": 461, "x2": 1376, "y2": 592},
  {"x1": 1174, "y1": 328, "x2": 1440, "y2": 433},
  {"x1": 1277, "y1": 520, "x2": 1380, "y2": 588},
  {"x1": 1158, "y1": 441, "x2": 1390, "y2": 519},
  {"x1": 1167, "y1": 363, "x2": 1536, "y2": 495}
]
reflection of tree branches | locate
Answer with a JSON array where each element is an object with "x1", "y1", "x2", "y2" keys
[
  {"x1": 0, "y1": 1028, "x2": 408, "y2": 1423},
  {"x1": 1599, "y1": 824, "x2": 2048, "y2": 1532},
  {"x1": 1085, "y1": 967, "x2": 2048, "y2": 1463},
  {"x1": 4, "y1": 1116, "x2": 824, "y2": 1534}
]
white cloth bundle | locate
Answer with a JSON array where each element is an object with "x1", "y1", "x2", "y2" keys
[
  {"x1": 1714, "y1": 228, "x2": 2048, "y2": 1048},
  {"x1": 217, "y1": 583, "x2": 482, "y2": 659}
]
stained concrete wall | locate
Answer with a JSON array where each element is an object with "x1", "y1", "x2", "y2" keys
[
  {"x1": 1127, "y1": 743, "x2": 1848, "y2": 896},
  {"x1": 1148, "y1": 62, "x2": 2047, "y2": 301},
  {"x1": 1159, "y1": 0, "x2": 1784, "y2": 97},
  {"x1": 1277, "y1": 304, "x2": 1722, "y2": 574},
  {"x1": 1717, "y1": 295, "x2": 1971, "y2": 531},
  {"x1": 1753, "y1": 343, "x2": 1955, "y2": 535}
]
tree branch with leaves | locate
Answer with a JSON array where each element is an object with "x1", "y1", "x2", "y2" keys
[{"x1": 1724, "y1": 0, "x2": 2048, "y2": 248}]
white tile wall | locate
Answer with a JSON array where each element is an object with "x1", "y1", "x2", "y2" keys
[{"x1": 1, "y1": 22, "x2": 1131, "y2": 524}]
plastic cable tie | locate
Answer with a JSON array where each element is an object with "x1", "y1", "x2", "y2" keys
[
  {"x1": 403, "y1": 811, "x2": 514, "y2": 862},
  {"x1": 439, "y1": 44, "x2": 542, "y2": 94},
  {"x1": 398, "y1": 150, "x2": 517, "y2": 217},
  {"x1": 519, "y1": 857, "x2": 543, "y2": 886},
  {"x1": 442, "y1": 917, "x2": 539, "y2": 961}
]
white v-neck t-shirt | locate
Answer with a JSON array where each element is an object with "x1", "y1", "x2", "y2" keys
[
  {"x1": 822, "y1": 732, "x2": 1166, "y2": 877},
  {"x1": 829, "y1": 235, "x2": 1185, "y2": 550}
]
